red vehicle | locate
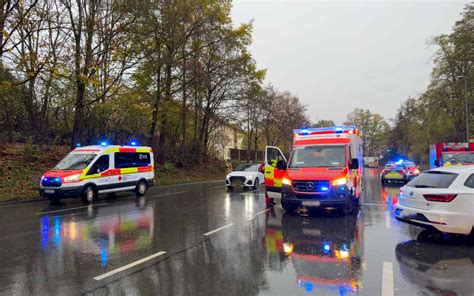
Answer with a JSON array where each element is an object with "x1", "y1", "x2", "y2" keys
[
  {"x1": 430, "y1": 143, "x2": 474, "y2": 169},
  {"x1": 265, "y1": 126, "x2": 363, "y2": 215}
]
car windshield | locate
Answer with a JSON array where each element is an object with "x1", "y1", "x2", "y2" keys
[
  {"x1": 289, "y1": 145, "x2": 346, "y2": 168},
  {"x1": 442, "y1": 152, "x2": 474, "y2": 164},
  {"x1": 407, "y1": 171, "x2": 458, "y2": 188},
  {"x1": 234, "y1": 164, "x2": 259, "y2": 172},
  {"x1": 54, "y1": 153, "x2": 97, "y2": 170},
  {"x1": 384, "y1": 164, "x2": 395, "y2": 170}
]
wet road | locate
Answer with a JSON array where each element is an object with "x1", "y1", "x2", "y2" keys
[{"x1": 1, "y1": 169, "x2": 473, "y2": 295}]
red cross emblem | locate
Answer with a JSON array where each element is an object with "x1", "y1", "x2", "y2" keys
[{"x1": 118, "y1": 176, "x2": 123, "y2": 182}]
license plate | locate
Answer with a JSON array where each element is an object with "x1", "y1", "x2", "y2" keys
[
  {"x1": 45, "y1": 189, "x2": 55, "y2": 194},
  {"x1": 386, "y1": 173, "x2": 402, "y2": 179},
  {"x1": 303, "y1": 228, "x2": 321, "y2": 236},
  {"x1": 302, "y1": 200, "x2": 320, "y2": 207}
]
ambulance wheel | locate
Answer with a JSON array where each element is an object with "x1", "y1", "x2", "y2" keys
[
  {"x1": 341, "y1": 197, "x2": 355, "y2": 215},
  {"x1": 135, "y1": 180, "x2": 148, "y2": 196},
  {"x1": 253, "y1": 178, "x2": 260, "y2": 190},
  {"x1": 49, "y1": 196, "x2": 61, "y2": 204},
  {"x1": 281, "y1": 201, "x2": 296, "y2": 214},
  {"x1": 81, "y1": 185, "x2": 97, "y2": 204}
]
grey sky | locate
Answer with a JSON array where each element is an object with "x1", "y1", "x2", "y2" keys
[{"x1": 231, "y1": 0, "x2": 467, "y2": 124}]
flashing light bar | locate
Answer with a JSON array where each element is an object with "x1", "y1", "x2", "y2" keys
[{"x1": 293, "y1": 126, "x2": 358, "y2": 136}]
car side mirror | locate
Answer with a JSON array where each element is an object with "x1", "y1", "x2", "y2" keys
[
  {"x1": 350, "y1": 158, "x2": 359, "y2": 170},
  {"x1": 276, "y1": 160, "x2": 287, "y2": 171}
]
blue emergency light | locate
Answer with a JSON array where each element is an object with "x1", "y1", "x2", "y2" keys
[
  {"x1": 100, "y1": 141, "x2": 108, "y2": 146},
  {"x1": 130, "y1": 140, "x2": 138, "y2": 146},
  {"x1": 293, "y1": 126, "x2": 356, "y2": 135},
  {"x1": 75, "y1": 143, "x2": 81, "y2": 147}
]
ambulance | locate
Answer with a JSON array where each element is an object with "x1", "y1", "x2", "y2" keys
[
  {"x1": 265, "y1": 126, "x2": 363, "y2": 214},
  {"x1": 39, "y1": 144, "x2": 154, "y2": 203}
]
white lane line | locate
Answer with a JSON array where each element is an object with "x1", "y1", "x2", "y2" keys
[
  {"x1": 385, "y1": 211, "x2": 391, "y2": 228},
  {"x1": 382, "y1": 261, "x2": 394, "y2": 296},
  {"x1": 36, "y1": 203, "x2": 109, "y2": 215},
  {"x1": 151, "y1": 190, "x2": 188, "y2": 198},
  {"x1": 94, "y1": 251, "x2": 167, "y2": 281},
  {"x1": 255, "y1": 209, "x2": 270, "y2": 216},
  {"x1": 203, "y1": 223, "x2": 234, "y2": 236}
]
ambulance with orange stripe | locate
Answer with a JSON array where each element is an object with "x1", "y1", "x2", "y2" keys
[
  {"x1": 39, "y1": 144, "x2": 154, "y2": 203},
  {"x1": 265, "y1": 126, "x2": 363, "y2": 214}
]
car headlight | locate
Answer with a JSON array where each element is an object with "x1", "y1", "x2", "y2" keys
[
  {"x1": 64, "y1": 174, "x2": 81, "y2": 183},
  {"x1": 283, "y1": 242, "x2": 294, "y2": 255},
  {"x1": 246, "y1": 175, "x2": 253, "y2": 179},
  {"x1": 282, "y1": 177, "x2": 292, "y2": 186},
  {"x1": 332, "y1": 177, "x2": 347, "y2": 186}
]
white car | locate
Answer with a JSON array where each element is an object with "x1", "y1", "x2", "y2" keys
[
  {"x1": 395, "y1": 166, "x2": 474, "y2": 235},
  {"x1": 226, "y1": 163, "x2": 264, "y2": 190}
]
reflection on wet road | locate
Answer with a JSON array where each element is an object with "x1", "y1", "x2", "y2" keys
[{"x1": 0, "y1": 170, "x2": 473, "y2": 295}]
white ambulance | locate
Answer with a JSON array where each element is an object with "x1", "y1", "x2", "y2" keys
[{"x1": 39, "y1": 145, "x2": 154, "y2": 203}]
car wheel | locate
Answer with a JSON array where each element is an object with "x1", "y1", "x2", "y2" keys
[
  {"x1": 81, "y1": 185, "x2": 97, "y2": 204},
  {"x1": 253, "y1": 178, "x2": 260, "y2": 190},
  {"x1": 135, "y1": 180, "x2": 148, "y2": 196}
]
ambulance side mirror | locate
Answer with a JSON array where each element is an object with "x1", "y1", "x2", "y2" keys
[
  {"x1": 350, "y1": 159, "x2": 359, "y2": 170},
  {"x1": 276, "y1": 160, "x2": 287, "y2": 171}
]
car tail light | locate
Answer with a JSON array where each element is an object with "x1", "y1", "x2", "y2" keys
[
  {"x1": 399, "y1": 170, "x2": 406, "y2": 175},
  {"x1": 423, "y1": 194, "x2": 457, "y2": 202},
  {"x1": 382, "y1": 170, "x2": 386, "y2": 174}
]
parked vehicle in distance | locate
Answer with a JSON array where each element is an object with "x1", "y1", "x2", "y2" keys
[
  {"x1": 430, "y1": 142, "x2": 474, "y2": 169},
  {"x1": 380, "y1": 163, "x2": 409, "y2": 184},
  {"x1": 404, "y1": 161, "x2": 420, "y2": 180},
  {"x1": 395, "y1": 166, "x2": 474, "y2": 235},
  {"x1": 226, "y1": 163, "x2": 264, "y2": 190},
  {"x1": 39, "y1": 144, "x2": 154, "y2": 203},
  {"x1": 363, "y1": 157, "x2": 378, "y2": 168},
  {"x1": 265, "y1": 126, "x2": 363, "y2": 215}
]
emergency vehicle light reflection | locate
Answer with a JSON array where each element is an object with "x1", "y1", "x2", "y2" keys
[{"x1": 39, "y1": 206, "x2": 154, "y2": 267}]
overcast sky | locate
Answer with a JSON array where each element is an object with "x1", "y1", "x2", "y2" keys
[{"x1": 231, "y1": 0, "x2": 467, "y2": 124}]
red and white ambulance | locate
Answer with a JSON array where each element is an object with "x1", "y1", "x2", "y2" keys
[
  {"x1": 39, "y1": 144, "x2": 154, "y2": 203},
  {"x1": 264, "y1": 126, "x2": 363, "y2": 214},
  {"x1": 430, "y1": 142, "x2": 474, "y2": 169}
]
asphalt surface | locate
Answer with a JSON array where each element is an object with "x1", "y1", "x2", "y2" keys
[{"x1": 1, "y1": 169, "x2": 473, "y2": 296}]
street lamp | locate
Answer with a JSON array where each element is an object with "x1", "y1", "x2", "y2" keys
[{"x1": 458, "y1": 75, "x2": 470, "y2": 143}]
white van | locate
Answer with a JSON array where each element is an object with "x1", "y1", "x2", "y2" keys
[{"x1": 39, "y1": 145, "x2": 154, "y2": 203}]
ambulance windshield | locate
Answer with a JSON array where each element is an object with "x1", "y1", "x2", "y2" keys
[
  {"x1": 55, "y1": 153, "x2": 97, "y2": 170},
  {"x1": 289, "y1": 145, "x2": 346, "y2": 168}
]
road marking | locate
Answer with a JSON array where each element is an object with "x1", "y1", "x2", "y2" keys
[
  {"x1": 382, "y1": 261, "x2": 394, "y2": 296},
  {"x1": 94, "y1": 251, "x2": 167, "y2": 281},
  {"x1": 36, "y1": 203, "x2": 109, "y2": 215},
  {"x1": 360, "y1": 203, "x2": 383, "y2": 206},
  {"x1": 203, "y1": 223, "x2": 234, "y2": 236},
  {"x1": 385, "y1": 211, "x2": 391, "y2": 228},
  {"x1": 255, "y1": 209, "x2": 270, "y2": 216},
  {"x1": 151, "y1": 191, "x2": 188, "y2": 198}
]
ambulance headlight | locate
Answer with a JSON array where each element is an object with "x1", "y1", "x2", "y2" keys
[
  {"x1": 332, "y1": 177, "x2": 347, "y2": 186},
  {"x1": 64, "y1": 174, "x2": 81, "y2": 183},
  {"x1": 282, "y1": 177, "x2": 292, "y2": 186}
]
